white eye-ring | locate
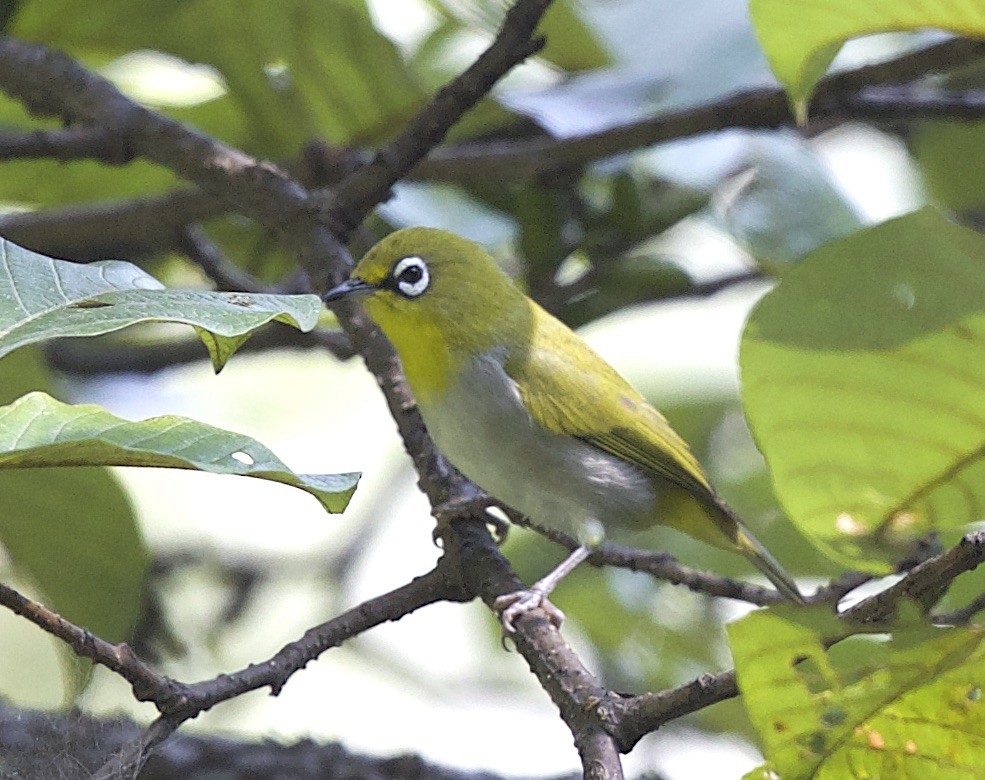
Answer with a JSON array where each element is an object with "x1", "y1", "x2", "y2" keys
[{"x1": 392, "y1": 256, "x2": 430, "y2": 298}]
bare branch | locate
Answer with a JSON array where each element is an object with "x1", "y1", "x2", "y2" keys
[
  {"x1": 845, "y1": 530, "x2": 985, "y2": 626},
  {"x1": 321, "y1": 0, "x2": 554, "y2": 235},
  {"x1": 507, "y1": 511, "x2": 786, "y2": 607},
  {"x1": 614, "y1": 671, "x2": 739, "y2": 752},
  {"x1": 611, "y1": 530, "x2": 985, "y2": 749},
  {"x1": 0, "y1": 580, "x2": 177, "y2": 703},
  {"x1": 0, "y1": 187, "x2": 221, "y2": 262},
  {"x1": 847, "y1": 84, "x2": 985, "y2": 120},
  {"x1": 178, "y1": 224, "x2": 271, "y2": 293},
  {"x1": 0, "y1": 125, "x2": 130, "y2": 163},
  {"x1": 443, "y1": 520, "x2": 624, "y2": 779},
  {"x1": 414, "y1": 38, "x2": 985, "y2": 183},
  {"x1": 934, "y1": 590, "x2": 985, "y2": 626}
]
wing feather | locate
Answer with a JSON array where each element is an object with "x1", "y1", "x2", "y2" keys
[{"x1": 505, "y1": 307, "x2": 713, "y2": 498}]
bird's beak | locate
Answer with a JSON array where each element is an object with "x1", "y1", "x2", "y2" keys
[{"x1": 323, "y1": 277, "x2": 374, "y2": 304}]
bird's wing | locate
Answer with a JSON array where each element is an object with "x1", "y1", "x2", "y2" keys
[{"x1": 504, "y1": 308, "x2": 713, "y2": 498}]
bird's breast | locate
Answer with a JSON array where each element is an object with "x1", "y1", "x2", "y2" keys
[{"x1": 418, "y1": 350, "x2": 655, "y2": 539}]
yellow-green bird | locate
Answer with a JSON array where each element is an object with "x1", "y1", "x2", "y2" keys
[{"x1": 325, "y1": 228, "x2": 803, "y2": 629}]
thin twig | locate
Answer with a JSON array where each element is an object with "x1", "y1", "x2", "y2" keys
[
  {"x1": 0, "y1": 581, "x2": 176, "y2": 703},
  {"x1": 934, "y1": 590, "x2": 985, "y2": 626},
  {"x1": 178, "y1": 224, "x2": 271, "y2": 293},
  {"x1": 507, "y1": 511, "x2": 786, "y2": 607},
  {"x1": 321, "y1": 0, "x2": 553, "y2": 235}
]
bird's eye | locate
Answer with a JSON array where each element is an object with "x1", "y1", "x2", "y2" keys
[{"x1": 392, "y1": 256, "x2": 430, "y2": 298}]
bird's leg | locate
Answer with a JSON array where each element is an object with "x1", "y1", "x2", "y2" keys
[{"x1": 494, "y1": 545, "x2": 592, "y2": 633}]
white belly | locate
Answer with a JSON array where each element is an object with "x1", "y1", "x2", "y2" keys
[{"x1": 419, "y1": 350, "x2": 655, "y2": 541}]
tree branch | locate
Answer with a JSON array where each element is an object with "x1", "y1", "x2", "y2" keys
[
  {"x1": 610, "y1": 530, "x2": 985, "y2": 750},
  {"x1": 0, "y1": 125, "x2": 131, "y2": 163},
  {"x1": 506, "y1": 511, "x2": 788, "y2": 607},
  {"x1": 4, "y1": 39, "x2": 984, "y2": 267},
  {"x1": 320, "y1": 0, "x2": 552, "y2": 235}
]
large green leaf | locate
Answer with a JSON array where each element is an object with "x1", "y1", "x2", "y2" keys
[
  {"x1": 750, "y1": 0, "x2": 985, "y2": 115},
  {"x1": 0, "y1": 467, "x2": 146, "y2": 643},
  {"x1": 0, "y1": 392, "x2": 359, "y2": 513},
  {"x1": 0, "y1": 237, "x2": 321, "y2": 371},
  {"x1": 730, "y1": 608, "x2": 985, "y2": 779},
  {"x1": 741, "y1": 208, "x2": 985, "y2": 571}
]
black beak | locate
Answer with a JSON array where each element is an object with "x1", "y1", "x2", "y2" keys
[{"x1": 323, "y1": 277, "x2": 374, "y2": 304}]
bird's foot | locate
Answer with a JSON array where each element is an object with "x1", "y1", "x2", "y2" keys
[
  {"x1": 494, "y1": 588, "x2": 566, "y2": 633},
  {"x1": 432, "y1": 491, "x2": 510, "y2": 545}
]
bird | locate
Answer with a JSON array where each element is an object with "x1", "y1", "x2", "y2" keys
[{"x1": 324, "y1": 227, "x2": 804, "y2": 630}]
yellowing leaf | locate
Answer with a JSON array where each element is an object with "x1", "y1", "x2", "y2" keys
[{"x1": 730, "y1": 608, "x2": 985, "y2": 779}]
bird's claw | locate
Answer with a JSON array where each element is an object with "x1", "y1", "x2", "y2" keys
[
  {"x1": 493, "y1": 588, "x2": 566, "y2": 634},
  {"x1": 432, "y1": 492, "x2": 510, "y2": 545}
]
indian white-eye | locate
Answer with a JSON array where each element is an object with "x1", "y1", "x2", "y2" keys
[{"x1": 325, "y1": 228, "x2": 803, "y2": 629}]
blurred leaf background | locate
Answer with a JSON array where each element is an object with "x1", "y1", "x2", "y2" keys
[{"x1": 2, "y1": 0, "x2": 985, "y2": 777}]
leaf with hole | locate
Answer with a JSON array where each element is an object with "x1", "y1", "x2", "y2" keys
[
  {"x1": 730, "y1": 608, "x2": 985, "y2": 779},
  {"x1": 0, "y1": 392, "x2": 359, "y2": 513}
]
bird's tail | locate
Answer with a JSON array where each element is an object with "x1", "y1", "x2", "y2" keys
[
  {"x1": 701, "y1": 495, "x2": 804, "y2": 604},
  {"x1": 659, "y1": 489, "x2": 804, "y2": 603},
  {"x1": 731, "y1": 522, "x2": 805, "y2": 604}
]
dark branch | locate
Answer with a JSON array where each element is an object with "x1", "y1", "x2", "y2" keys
[
  {"x1": 848, "y1": 84, "x2": 985, "y2": 120},
  {"x1": 321, "y1": 0, "x2": 553, "y2": 235},
  {"x1": 844, "y1": 530, "x2": 985, "y2": 626},
  {"x1": 614, "y1": 671, "x2": 739, "y2": 752},
  {"x1": 506, "y1": 511, "x2": 785, "y2": 607},
  {"x1": 178, "y1": 224, "x2": 271, "y2": 293},
  {"x1": 0, "y1": 580, "x2": 176, "y2": 703},
  {"x1": 0, "y1": 702, "x2": 549, "y2": 780},
  {"x1": 443, "y1": 520, "x2": 625, "y2": 780},
  {"x1": 611, "y1": 530, "x2": 985, "y2": 749},
  {"x1": 0, "y1": 125, "x2": 131, "y2": 163},
  {"x1": 5, "y1": 39, "x2": 985, "y2": 266}
]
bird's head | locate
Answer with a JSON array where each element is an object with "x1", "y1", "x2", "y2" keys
[
  {"x1": 325, "y1": 227, "x2": 528, "y2": 346},
  {"x1": 324, "y1": 227, "x2": 531, "y2": 398}
]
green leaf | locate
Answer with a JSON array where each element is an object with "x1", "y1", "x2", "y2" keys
[
  {"x1": 729, "y1": 608, "x2": 985, "y2": 779},
  {"x1": 0, "y1": 468, "x2": 146, "y2": 644},
  {"x1": 750, "y1": 0, "x2": 985, "y2": 114},
  {"x1": 0, "y1": 392, "x2": 359, "y2": 513},
  {"x1": 0, "y1": 237, "x2": 321, "y2": 372},
  {"x1": 741, "y1": 208, "x2": 985, "y2": 571},
  {"x1": 914, "y1": 120, "x2": 985, "y2": 212}
]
